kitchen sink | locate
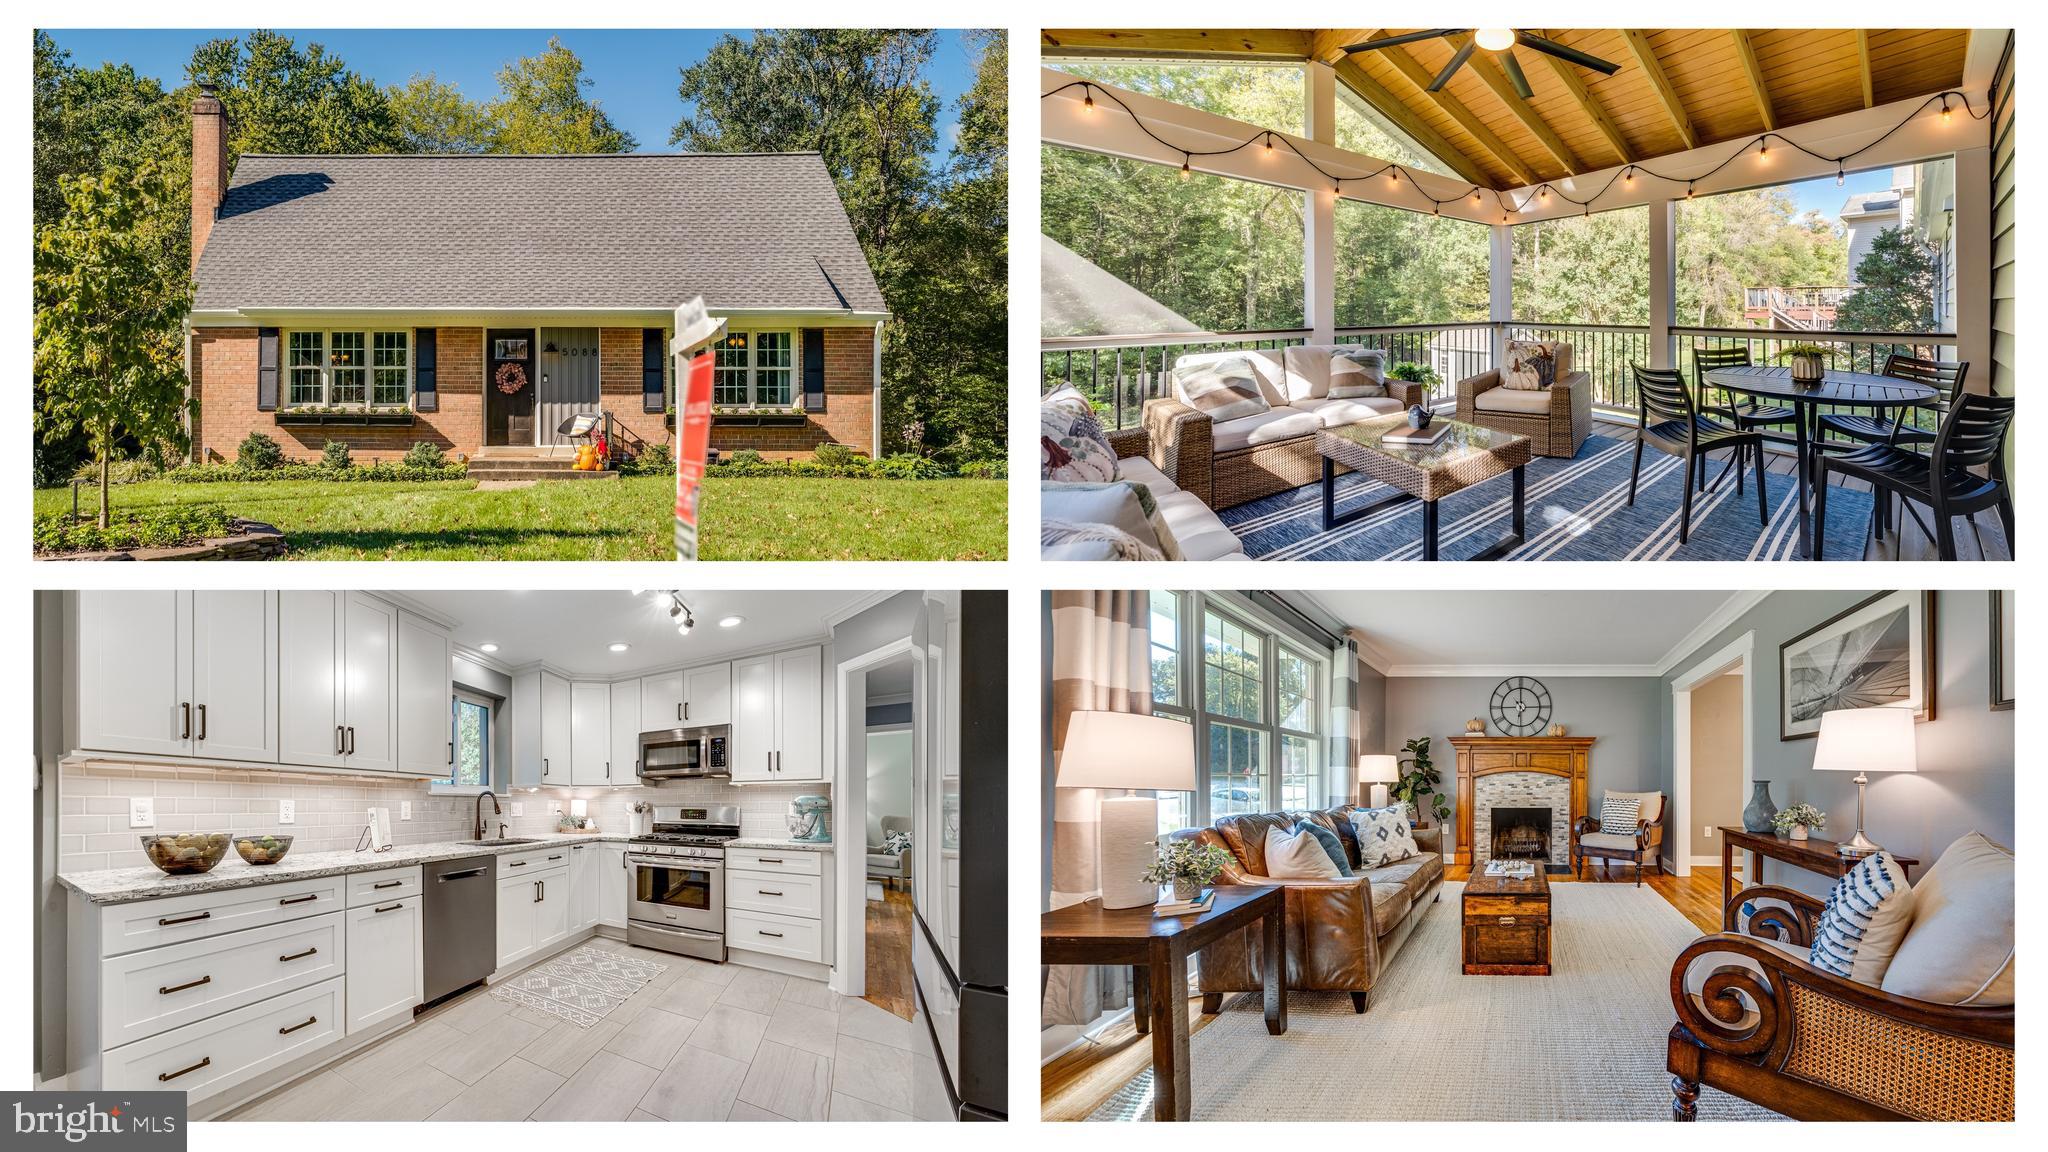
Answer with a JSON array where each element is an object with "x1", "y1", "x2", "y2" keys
[{"x1": 471, "y1": 837, "x2": 543, "y2": 846}]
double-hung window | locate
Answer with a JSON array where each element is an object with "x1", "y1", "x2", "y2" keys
[
  {"x1": 711, "y1": 329, "x2": 796, "y2": 407},
  {"x1": 281, "y1": 330, "x2": 411, "y2": 408}
]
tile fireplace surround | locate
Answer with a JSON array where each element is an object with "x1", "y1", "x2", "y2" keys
[
  {"x1": 1473, "y1": 776, "x2": 1571, "y2": 867},
  {"x1": 1449, "y1": 735, "x2": 1594, "y2": 869}
]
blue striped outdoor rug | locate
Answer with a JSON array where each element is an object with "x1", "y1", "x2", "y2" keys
[{"x1": 1217, "y1": 435, "x2": 1880, "y2": 561}]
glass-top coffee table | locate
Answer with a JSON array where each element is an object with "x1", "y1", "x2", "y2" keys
[{"x1": 1316, "y1": 415, "x2": 1532, "y2": 560}]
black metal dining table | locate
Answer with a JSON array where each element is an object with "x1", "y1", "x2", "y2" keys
[{"x1": 1701, "y1": 364, "x2": 1938, "y2": 558}]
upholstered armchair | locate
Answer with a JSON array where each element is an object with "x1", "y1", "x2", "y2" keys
[
  {"x1": 1667, "y1": 884, "x2": 2014, "y2": 1121},
  {"x1": 1570, "y1": 790, "x2": 1665, "y2": 885},
  {"x1": 1456, "y1": 343, "x2": 1593, "y2": 458}
]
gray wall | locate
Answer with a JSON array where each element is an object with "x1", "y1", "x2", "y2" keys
[
  {"x1": 1356, "y1": 657, "x2": 1386, "y2": 805},
  {"x1": 833, "y1": 591, "x2": 923, "y2": 667},
  {"x1": 1656, "y1": 589, "x2": 2014, "y2": 898},
  {"x1": 1385, "y1": 676, "x2": 1663, "y2": 829}
]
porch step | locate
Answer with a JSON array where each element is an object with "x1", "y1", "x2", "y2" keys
[{"x1": 466, "y1": 463, "x2": 619, "y2": 481}]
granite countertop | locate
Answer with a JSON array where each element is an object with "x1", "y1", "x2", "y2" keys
[
  {"x1": 726, "y1": 837, "x2": 833, "y2": 853},
  {"x1": 58, "y1": 832, "x2": 634, "y2": 905}
]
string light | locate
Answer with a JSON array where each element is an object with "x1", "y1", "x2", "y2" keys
[
  {"x1": 1264, "y1": 132, "x2": 1273, "y2": 154},
  {"x1": 1082, "y1": 87, "x2": 1094, "y2": 113},
  {"x1": 1837, "y1": 163, "x2": 1845, "y2": 186},
  {"x1": 1686, "y1": 181, "x2": 1695, "y2": 199},
  {"x1": 1389, "y1": 167, "x2": 1400, "y2": 186},
  {"x1": 1623, "y1": 166, "x2": 1634, "y2": 186},
  {"x1": 1180, "y1": 155, "x2": 1190, "y2": 180},
  {"x1": 1941, "y1": 96, "x2": 1953, "y2": 123}
]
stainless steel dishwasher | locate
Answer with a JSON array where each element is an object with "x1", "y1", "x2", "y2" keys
[{"x1": 423, "y1": 855, "x2": 496, "y2": 1006}]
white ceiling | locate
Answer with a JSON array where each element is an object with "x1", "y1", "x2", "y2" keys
[
  {"x1": 390, "y1": 590, "x2": 874, "y2": 678},
  {"x1": 1302, "y1": 590, "x2": 1749, "y2": 675}
]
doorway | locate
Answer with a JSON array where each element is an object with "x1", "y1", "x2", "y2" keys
[
  {"x1": 860, "y1": 659, "x2": 916, "y2": 1020},
  {"x1": 1670, "y1": 632, "x2": 1755, "y2": 881},
  {"x1": 484, "y1": 328, "x2": 534, "y2": 446}
]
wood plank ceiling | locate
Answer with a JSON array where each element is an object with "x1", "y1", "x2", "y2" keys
[{"x1": 1041, "y1": 28, "x2": 1973, "y2": 189}]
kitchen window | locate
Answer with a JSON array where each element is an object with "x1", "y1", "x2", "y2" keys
[
  {"x1": 432, "y1": 692, "x2": 493, "y2": 794},
  {"x1": 710, "y1": 329, "x2": 796, "y2": 407},
  {"x1": 282, "y1": 330, "x2": 410, "y2": 408}
]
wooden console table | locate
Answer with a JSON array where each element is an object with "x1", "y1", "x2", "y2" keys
[
  {"x1": 1041, "y1": 885, "x2": 1286, "y2": 1121},
  {"x1": 1717, "y1": 826, "x2": 1919, "y2": 927}
]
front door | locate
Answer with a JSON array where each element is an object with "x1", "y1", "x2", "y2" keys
[
  {"x1": 537, "y1": 328, "x2": 601, "y2": 447},
  {"x1": 485, "y1": 329, "x2": 534, "y2": 447}
]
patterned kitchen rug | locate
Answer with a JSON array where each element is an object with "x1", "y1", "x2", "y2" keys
[{"x1": 490, "y1": 945, "x2": 668, "y2": 1028}]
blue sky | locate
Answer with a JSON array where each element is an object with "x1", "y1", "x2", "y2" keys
[
  {"x1": 44, "y1": 28, "x2": 983, "y2": 155},
  {"x1": 1788, "y1": 168, "x2": 1892, "y2": 220}
]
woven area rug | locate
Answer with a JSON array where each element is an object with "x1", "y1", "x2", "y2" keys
[
  {"x1": 1217, "y1": 434, "x2": 1896, "y2": 561},
  {"x1": 490, "y1": 945, "x2": 667, "y2": 1028},
  {"x1": 1087, "y1": 881, "x2": 1783, "y2": 1122}
]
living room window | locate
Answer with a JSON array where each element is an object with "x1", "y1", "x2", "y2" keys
[
  {"x1": 281, "y1": 329, "x2": 410, "y2": 408},
  {"x1": 711, "y1": 329, "x2": 797, "y2": 407}
]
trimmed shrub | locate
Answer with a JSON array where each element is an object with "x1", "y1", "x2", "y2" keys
[
  {"x1": 70, "y1": 457, "x2": 162, "y2": 486},
  {"x1": 957, "y1": 458, "x2": 1007, "y2": 480},
  {"x1": 812, "y1": 443, "x2": 862, "y2": 468},
  {"x1": 725, "y1": 448, "x2": 764, "y2": 465},
  {"x1": 321, "y1": 440, "x2": 354, "y2": 470},
  {"x1": 34, "y1": 505, "x2": 236, "y2": 554},
  {"x1": 237, "y1": 431, "x2": 285, "y2": 470},
  {"x1": 402, "y1": 441, "x2": 448, "y2": 469},
  {"x1": 619, "y1": 443, "x2": 673, "y2": 476},
  {"x1": 874, "y1": 454, "x2": 948, "y2": 480}
]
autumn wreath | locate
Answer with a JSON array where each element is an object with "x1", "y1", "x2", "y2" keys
[{"x1": 494, "y1": 362, "x2": 528, "y2": 395}]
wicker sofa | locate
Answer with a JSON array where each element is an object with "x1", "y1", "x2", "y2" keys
[
  {"x1": 1455, "y1": 344, "x2": 1593, "y2": 457},
  {"x1": 1140, "y1": 346, "x2": 1428, "y2": 509}
]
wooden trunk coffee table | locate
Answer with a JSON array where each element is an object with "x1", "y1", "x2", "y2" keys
[
  {"x1": 1316, "y1": 416, "x2": 1531, "y2": 560},
  {"x1": 1462, "y1": 867, "x2": 1551, "y2": 975}
]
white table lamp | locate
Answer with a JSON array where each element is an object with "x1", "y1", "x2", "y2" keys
[
  {"x1": 1358, "y1": 754, "x2": 1401, "y2": 809},
  {"x1": 1058, "y1": 710, "x2": 1196, "y2": 909},
  {"x1": 1811, "y1": 708, "x2": 1917, "y2": 858}
]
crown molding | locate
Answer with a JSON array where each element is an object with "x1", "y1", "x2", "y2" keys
[
  {"x1": 1384, "y1": 663, "x2": 1665, "y2": 678},
  {"x1": 1654, "y1": 591, "x2": 1771, "y2": 676},
  {"x1": 823, "y1": 590, "x2": 900, "y2": 630}
]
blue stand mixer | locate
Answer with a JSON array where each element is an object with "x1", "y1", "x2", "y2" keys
[{"x1": 788, "y1": 795, "x2": 832, "y2": 843}]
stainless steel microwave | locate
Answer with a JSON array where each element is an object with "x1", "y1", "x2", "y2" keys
[{"x1": 637, "y1": 726, "x2": 729, "y2": 780}]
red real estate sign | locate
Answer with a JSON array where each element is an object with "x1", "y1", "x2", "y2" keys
[{"x1": 674, "y1": 350, "x2": 713, "y2": 561}]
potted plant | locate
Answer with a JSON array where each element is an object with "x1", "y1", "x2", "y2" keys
[
  {"x1": 1773, "y1": 802, "x2": 1827, "y2": 841},
  {"x1": 1776, "y1": 343, "x2": 1830, "y2": 385},
  {"x1": 1393, "y1": 736, "x2": 1452, "y2": 827},
  {"x1": 1142, "y1": 840, "x2": 1234, "y2": 903}
]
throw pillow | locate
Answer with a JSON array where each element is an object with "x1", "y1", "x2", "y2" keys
[
  {"x1": 1264, "y1": 824, "x2": 1343, "y2": 879},
  {"x1": 1599, "y1": 794, "x2": 1643, "y2": 835},
  {"x1": 1879, "y1": 832, "x2": 2014, "y2": 1006},
  {"x1": 1040, "y1": 391, "x2": 1116, "y2": 483},
  {"x1": 1501, "y1": 339, "x2": 1562, "y2": 391},
  {"x1": 1174, "y1": 354, "x2": 1273, "y2": 422},
  {"x1": 1040, "y1": 482, "x2": 1164, "y2": 561},
  {"x1": 1348, "y1": 805, "x2": 1420, "y2": 868},
  {"x1": 1292, "y1": 819, "x2": 1353, "y2": 876},
  {"x1": 1329, "y1": 348, "x2": 1389, "y2": 398},
  {"x1": 1810, "y1": 851, "x2": 1917, "y2": 984}
]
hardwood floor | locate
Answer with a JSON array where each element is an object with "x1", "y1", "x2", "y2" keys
[
  {"x1": 863, "y1": 883, "x2": 915, "y2": 1021},
  {"x1": 1038, "y1": 861, "x2": 1742, "y2": 1119}
]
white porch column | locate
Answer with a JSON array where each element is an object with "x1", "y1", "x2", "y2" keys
[
  {"x1": 1488, "y1": 224, "x2": 1513, "y2": 366},
  {"x1": 1952, "y1": 144, "x2": 1993, "y2": 388},
  {"x1": 1304, "y1": 63, "x2": 1337, "y2": 344},
  {"x1": 1648, "y1": 196, "x2": 1676, "y2": 369}
]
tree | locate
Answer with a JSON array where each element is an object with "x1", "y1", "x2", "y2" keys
[
  {"x1": 1836, "y1": 226, "x2": 1937, "y2": 332},
  {"x1": 492, "y1": 38, "x2": 636, "y2": 153},
  {"x1": 187, "y1": 30, "x2": 402, "y2": 159},
  {"x1": 35, "y1": 162, "x2": 195, "y2": 526},
  {"x1": 388, "y1": 74, "x2": 497, "y2": 153}
]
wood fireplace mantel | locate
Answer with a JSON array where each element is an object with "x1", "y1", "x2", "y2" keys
[{"x1": 1449, "y1": 736, "x2": 1595, "y2": 867}]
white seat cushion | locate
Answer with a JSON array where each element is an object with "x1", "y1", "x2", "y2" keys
[
  {"x1": 1578, "y1": 831, "x2": 1644, "y2": 852},
  {"x1": 1151, "y1": 488, "x2": 1247, "y2": 560},
  {"x1": 1212, "y1": 407, "x2": 1321, "y2": 453},
  {"x1": 1114, "y1": 454, "x2": 1178, "y2": 495},
  {"x1": 1475, "y1": 387, "x2": 1556, "y2": 415},
  {"x1": 1296, "y1": 396, "x2": 1403, "y2": 426},
  {"x1": 1880, "y1": 832, "x2": 2014, "y2": 1005}
]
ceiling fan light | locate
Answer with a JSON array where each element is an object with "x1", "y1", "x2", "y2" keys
[{"x1": 1475, "y1": 28, "x2": 1516, "y2": 52}]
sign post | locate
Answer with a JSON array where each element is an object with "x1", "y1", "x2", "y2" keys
[{"x1": 671, "y1": 298, "x2": 726, "y2": 561}]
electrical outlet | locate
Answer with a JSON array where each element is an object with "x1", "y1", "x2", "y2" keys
[
  {"x1": 549, "y1": 800, "x2": 563, "y2": 816},
  {"x1": 401, "y1": 801, "x2": 412, "y2": 821},
  {"x1": 1704, "y1": 824, "x2": 1713, "y2": 839},
  {"x1": 510, "y1": 802, "x2": 525, "y2": 817},
  {"x1": 279, "y1": 799, "x2": 296, "y2": 825},
  {"x1": 128, "y1": 797, "x2": 155, "y2": 829}
]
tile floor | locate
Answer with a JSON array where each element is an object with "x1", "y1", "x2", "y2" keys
[{"x1": 224, "y1": 935, "x2": 948, "y2": 1122}]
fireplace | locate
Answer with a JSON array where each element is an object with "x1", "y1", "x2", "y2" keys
[
  {"x1": 1451, "y1": 736, "x2": 1593, "y2": 870},
  {"x1": 1490, "y1": 807, "x2": 1552, "y2": 859}
]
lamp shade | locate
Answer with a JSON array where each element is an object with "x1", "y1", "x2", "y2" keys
[
  {"x1": 1057, "y1": 711, "x2": 1195, "y2": 791},
  {"x1": 1358, "y1": 754, "x2": 1401, "y2": 784},
  {"x1": 1811, "y1": 709, "x2": 1917, "y2": 774}
]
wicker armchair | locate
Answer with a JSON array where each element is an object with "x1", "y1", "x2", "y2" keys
[
  {"x1": 1570, "y1": 791, "x2": 1665, "y2": 885},
  {"x1": 1456, "y1": 348, "x2": 1593, "y2": 457},
  {"x1": 1667, "y1": 884, "x2": 2014, "y2": 1121}
]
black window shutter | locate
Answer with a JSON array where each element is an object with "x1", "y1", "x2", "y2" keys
[
  {"x1": 801, "y1": 329, "x2": 826, "y2": 412},
  {"x1": 256, "y1": 327, "x2": 279, "y2": 411},
  {"x1": 641, "y1": 329, "x2": 665, "y2": 413},
  {"x1": 414, "y1": 328, "x2": 438, "y2": 412}
]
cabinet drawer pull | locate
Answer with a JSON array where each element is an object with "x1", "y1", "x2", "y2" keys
[
  {"x1": 157, "y1": 911, "x2": 211, "y2": 927},
  {"x1": 373, "y1": 879, "x2": 404, "y2": 889},
  {"x1": 548, "y1": 854, "x2": 563, "y2": 861},
  {"x1": 374, "y1": 902, "x2": 404, "y2": 914},
  {"x1": 534, "y1": 880, "x2": 545, "y2": 903},
  {"x1": 1497, "y1": 916, "x2": 1517, "y2": 926},
  {"x1": 278, "y1": 1016, "x2": 318, "y2": 1036},
  {"x1": 159, "y1": 974, "x2": 212, "y2": 995},
  {"x1": 756, "y1": 857, "x2": 783, "y2": 864},
  {"x1": 757, "y1": 929, "x2": 784, "y2": 938},
  {"x1": 508, "y1": 860, "x2": 528, "y2": 868},
  {"x1": 158, "y1": 1056, "x2": 210, "y2": 1082},
  {"x1": 757, "y1": 889, "x2": 784, "y2": 897},
  {"x1": 346, "y1": 726, "x2": 356, "y2": 755},
  {"x1": 180, "y1": 703, "x2": 191, "y2": 740},
  {"x1": 196, "y1": 704, "x2": 207, "y2": 741},
  {"x1": 279, "y1": 946, "x2": 319, "y2": 963},
  {"x1": 279, "y1": 893, "x2": 319, "y2": 906},
  {"x1": 336, "y1": 726, "x2": 345, "y2": 755}
]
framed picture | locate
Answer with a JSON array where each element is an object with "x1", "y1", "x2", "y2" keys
[
  {"x1": 1779, "y1": 591, "x2": 1936, "y2": 740},
  {"x1": 1991, "y1": 590, "x2": 2014, "y2": 710},
  {"x1": 492, "y1": 337, "x2": 529, "y2": 361}
]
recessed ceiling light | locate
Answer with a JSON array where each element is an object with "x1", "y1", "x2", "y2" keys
[
  {"x1": 608, "y1": 642, "x2": 631, "y2": 652},
  {"x1": 718, "y1": 615, "x2": 744, "y2": 628},
  {"x1": 479, "y1": 643, "x2": 498, "y2": 653}
]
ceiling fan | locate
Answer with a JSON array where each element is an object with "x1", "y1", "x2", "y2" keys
[{"x1": 1342, "y1": 29, "x2": 1621, "y2": 100}]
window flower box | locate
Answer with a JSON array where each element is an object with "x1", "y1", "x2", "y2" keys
[
  {"x1": 277, "y1": 406, "x2": 417, "y2": 427},
  {"x1": 711, "y1": 405, "x2": 808, "y2": 427}
]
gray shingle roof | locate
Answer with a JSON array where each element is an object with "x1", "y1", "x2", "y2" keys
[{"x1": 193, "y1": 153, "x2": 886, "y2": 314}]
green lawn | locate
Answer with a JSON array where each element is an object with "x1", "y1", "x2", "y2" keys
[{"x1": 34, "y1": 475, "x2": 1007, "y2": 561}]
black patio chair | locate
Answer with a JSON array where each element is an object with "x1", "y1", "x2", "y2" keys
[
  {"x1": 1814, "y1": 391, "x2": 2015, "y2": 561},
  {"x1": 1693, "y1": 344, "x2": 1796, "y2": 472},
  {"x1": 1816, "y1": 355, "x2": 1969, "y2": 452},
  {"x1": 1629, "y1": 364, "x2": 1768, "y2": 545}
]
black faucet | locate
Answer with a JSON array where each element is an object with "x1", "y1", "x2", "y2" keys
[{"x1": 475, "y1": 791, "x2": 503, "y2": 841}]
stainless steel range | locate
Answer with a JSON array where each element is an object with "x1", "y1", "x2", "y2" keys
[{"x1": 626, "y1": 804, "x2": 738, "y2": 961}]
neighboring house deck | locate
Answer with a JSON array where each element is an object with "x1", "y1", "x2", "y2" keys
[{"x1": 183, "y1": 89, "x2": 888, "y2": 463}]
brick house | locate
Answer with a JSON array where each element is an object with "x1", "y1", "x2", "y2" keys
[{"x1": 184, "y1": 89, "x2": 887, "y2": 465}]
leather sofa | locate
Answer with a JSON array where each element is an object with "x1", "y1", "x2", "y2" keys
[
  {"x1": 1171, "y1": 805, "x2": 1444, "y2": 1013},
  {"x1": 1455, "y1": 344, "x2": 1593, "y2": 458}
]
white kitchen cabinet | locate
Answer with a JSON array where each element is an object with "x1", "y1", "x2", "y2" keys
[
  {"x1": 729, "y1": 655, "x2": 775, "y2": 782},
  {"x1": 570, "y1": 843, "x2": 607, "y2": 932},
  {"x1": 495, "y1": 869, "x2": 536, "y2": 970},
  {"x1": 73, "y1": 591, "x2": 278, "y2": 763},
  {"x1": 773, "y1": 646, "x2": 824, "y2": 781},
  {"x1": 540, "y1": 671, "x2": 571, "y2": 785},
  {"x1": 344, "y1": 895, "x2": 421, "y2": 1034},
  {"x1": 495, "y1": 852, "x2": 570, "y2": 972},
  {"x1": 639, "y1": 671, "x2": 685, "y2": 729},
  {"x1": 535, "y1": 867, "x2": 570, "y2": 952},
  {"x1": 600, "y1": 844, "x2": 628, "y2": 927},
  {"x1": 340, "y1": 592, "x2": 398, "y2": 774},
  {"x1": 279, "y1": 591, "x2": 396, "y2": 772},
  {"x1": 609, "y1": 680, "x2": 641, "y2": 780},
  {"x1": 570, "y1": 681, "x2": 612, "y2": 785},
  {"x1": 395, "y1": 612, "x2": 452, "y2": 777},
  {"x1": 682, "y1": 662, "x2": 732, "y2": 726}
]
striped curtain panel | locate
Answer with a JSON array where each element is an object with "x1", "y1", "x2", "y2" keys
[{"x1": 1042, "y1": 589, "x2": 1150, "y2": 1027}]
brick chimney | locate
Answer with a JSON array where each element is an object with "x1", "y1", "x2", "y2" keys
[{"x1": 190, "y1": 85, "x2": 228, "y2": 276}]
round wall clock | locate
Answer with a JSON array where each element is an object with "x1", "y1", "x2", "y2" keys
[{"x1": 1490, "y1": 676, "x2": 1553, "y2": 737}]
